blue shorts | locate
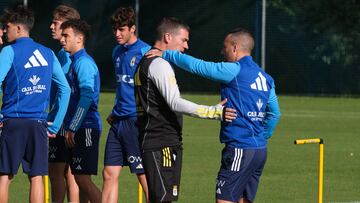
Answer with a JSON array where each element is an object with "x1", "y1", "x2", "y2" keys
[
  {"x1": 104, "y1": 117, "x2": 144, "y2": 174},
  {"x1": 0, "y1": 119, "x2": 48, "y2": 176},
  {"x1": 48, "y1": 127, "x2": 71, "y2": 163},
  {"x1": 69, "y1": 128, "x2": 100, "y2": 175},
  {"x1": 216, "y1": 146, "x2": 267, "y2": 202}
]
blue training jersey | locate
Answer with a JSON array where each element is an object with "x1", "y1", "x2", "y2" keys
[
  {"x1": 63, "y1": 48, "x2": 102, "y2": 132},
  {"x1": 111, "y1": 39, "x2": 150, "y2": 118},
  {"x1": 162, "y1": 51, "x2": 281, "y2": 149},
  {"x1": 0, "y1": 37, "x2": 70, "y2": 134}
]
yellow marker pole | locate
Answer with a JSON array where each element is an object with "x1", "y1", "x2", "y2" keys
[
  {"x1": 294, "y1": 138, "x2": 324, "y2": 203},
  {"x1": 44, "y1": 175, "x2": 49, "y2": 203},
  {"x1": 138, "y1": 182, "x2": 143, "y2": 203}
]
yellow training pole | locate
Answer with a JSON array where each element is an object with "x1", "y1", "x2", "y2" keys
[
  {"x1": 44, "y1": 175, "x2": 49, "y2": 203},
  {"x1": 319, "y1": 142, "x2": 324, "y2": 203},
  {"x1": 294, "y1": 138, "x2": 324, "y2": 203},
  {"x1": 138, "y1": 182, "x2": 143, "y2": 203}
]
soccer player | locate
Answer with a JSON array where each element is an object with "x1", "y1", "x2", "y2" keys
[
  {"x1": 146, "y1": 28, "x2": 281, "y2": 203},
  {"x1": 0, "y1": 6, "x2": 70, "y2": 203},
  {"x1": 48, "y1": 5, "x2": 80, "y2": 203},
  {"x1": 60, "y1": 19, "x2": 102, "y2": 202},
  {"x1": 134, "y1": 17, "x2": 237, "y2": 203},
  {"x1": 102, "y1": 7, "x2": 150, "y2": 203}
]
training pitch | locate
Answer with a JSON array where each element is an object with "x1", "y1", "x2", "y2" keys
[{"x1": 8, "y1": 93, "x2": 360, "y2": 202}]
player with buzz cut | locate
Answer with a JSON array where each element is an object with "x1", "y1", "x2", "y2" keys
[
  {"x1": 146, "y1": 27, "x2": 281, "y2": 203},
  {"x1": 48, "y1": 4, "x2": 81, "y2": 203},
  {"x1": 0, "y1": 5, "x2": 70, "y2": 203},
  {"x1": 102, "y1": 6, "x2": 150, "y2": 203},
  {"x1": 60, "y1": 19, "x2": 102, "y2": 203}
]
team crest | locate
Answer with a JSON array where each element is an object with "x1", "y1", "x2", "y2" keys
[
  {"x1": 130, "y1": 56, "x2": 136, "y2": 67},
  {"x1": 173, "y1": 185, "x2": 178, "y2": 196}
]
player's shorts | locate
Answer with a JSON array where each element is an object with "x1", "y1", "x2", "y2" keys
[
  {"x1": 216, "y1": 146, "x2": 267, "y2": 202},
  {"x1": 69, "y1": 128, "x2": 100, "y2": 175},
  {"x1": 0, "y1": 119, "x2": 48, "y2": 176},
  {"x1": 48, "y1": 127, "x2": 71, "y2": 163},
  {"x1": 142, "y1": 145, "x2": 183, "y2": 203},
  {"x1": 104, "y1": 117, "x2": 144, "y2": 174}
]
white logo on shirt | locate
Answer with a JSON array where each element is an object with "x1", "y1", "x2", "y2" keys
[
  {"x1": 22, "y1": 75, "x2": 46, "y2": 95},
  {"x1": 24, "y1": 49, "x2": 48, "y2": 68},
  {"x1": 250, "y1": 72, "x2": 268, "y2": 91},
  {"x1": 256, "y1": 99, "x2": 263, "y2": 111},
  {"x1": 29, "y1": 75, "x2": 40, "y2": 85}
]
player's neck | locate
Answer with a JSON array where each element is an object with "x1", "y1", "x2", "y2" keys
[
  {"x1": 70, "y1": 45, "x2": 84, "y2": 56},
  {"x1": 153, "y1": 41, "x2": 166, "y2": 51},
  {"x1": 125, "y1": 35, "x2": 137, "y2": 46}
]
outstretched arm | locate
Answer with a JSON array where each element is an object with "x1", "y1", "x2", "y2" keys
[
  {"x1": 146, "y1": 49, "x2": 240, "y2": 84},
  {"x1": 149, "y1": 58, "x2": 236, "y2": 121}
]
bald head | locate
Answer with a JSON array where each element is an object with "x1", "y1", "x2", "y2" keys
[
  {"x1": 222, "y1": 28, "x2": 254, "y2": 62},
  {"x1": 227, "y1": 28, "x2": 254, "y2": 53}
]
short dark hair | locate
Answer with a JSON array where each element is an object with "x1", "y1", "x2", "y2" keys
[
  {"x1": 110, "y1": 7, "x2": 135, "y2": 29},
  {"x1": 155, "y1": 17, "x2": 190, "y2": 41},
  {"x1": 1, "y1": 5, "x2": 34, "y2": 31},
  {"x1": 61, "y1": 19, "x2": 90, "y2": 42},
  {"x1": 53, "y1": 5, "x2": 80, "y2": 21},
  {"x1": 227, "y1": 27, "x2": 254, "y2": 53}
]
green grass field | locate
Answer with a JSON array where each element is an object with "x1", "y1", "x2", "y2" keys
[{"x1": 8, "y1": 93, "x2": 360, "y2": 202}]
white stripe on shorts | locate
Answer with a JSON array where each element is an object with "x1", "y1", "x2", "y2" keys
[
  {"x1": 231, "y1": 148, "x2": 243, "y2": 172},
  {"x1": 85, "y1": 128, "x2": 92, "y2": 147}
]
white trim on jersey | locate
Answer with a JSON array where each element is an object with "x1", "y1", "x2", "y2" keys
[{"x1": 70, "y1": 107, "x2": 85, "y2": 131}]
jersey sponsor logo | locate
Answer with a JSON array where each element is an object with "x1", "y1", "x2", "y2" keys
[
  {"x1": 256, "y1": 99, "x2": 263, "y2": 111},
  {"x1": 247, "y1": 99, "x2": 265, "y2": 121},
  {"x1": 250, "y1": 72, "x2": 268, "y2": 91},
  {"x1": 29, "y1": 75, "x2": 40, "y2": 85},
  {"x1": 128, "y1": 156, "x2": 142, "y2": 163},
  {"x1": 22, "y1": 75, "x2": 46, "y2": 95},
  {"x1": 130, "y1": 56, "x2": 136, "y2": 67},
  {"x1": 116, "y1": 74, "x2": 134, "y2": 83},
  {"x1": 24, "y1": 49, "x2": 49, "y2": 68}
]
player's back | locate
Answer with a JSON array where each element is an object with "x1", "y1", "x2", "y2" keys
[{"x1": 1, "y1": 37, "x2": 55, "y2": 120}]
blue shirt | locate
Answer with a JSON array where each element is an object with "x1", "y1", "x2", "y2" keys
[
  {"x1": 0, "y1": 37, "x2": 70, "y2": 134},
  {"x1": 111, "y1": 39, "x2": 150, "y2": 118},
  {"x1": 48, "y1": 48, "x2": 72, "y2": 122},
  {"x1": 163, "y1": 50, "x2": 281, "y2": 149},
  {"x1": 63, "y1": 48, "x2": 101, "y2": 132}
]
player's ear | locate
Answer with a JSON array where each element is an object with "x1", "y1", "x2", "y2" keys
[
  {"x1": 164, "y1": 33, "x2": 171, "y2": 43},
  {"x1": 77, "y1": 34, "x2": 84, "y2": 45},
  {"x1": 232, "y1": 43, "x2": 237, "y2": 53},
  {"x1": 130, "y1": 25, "x2": 136, "y2": 34}
]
